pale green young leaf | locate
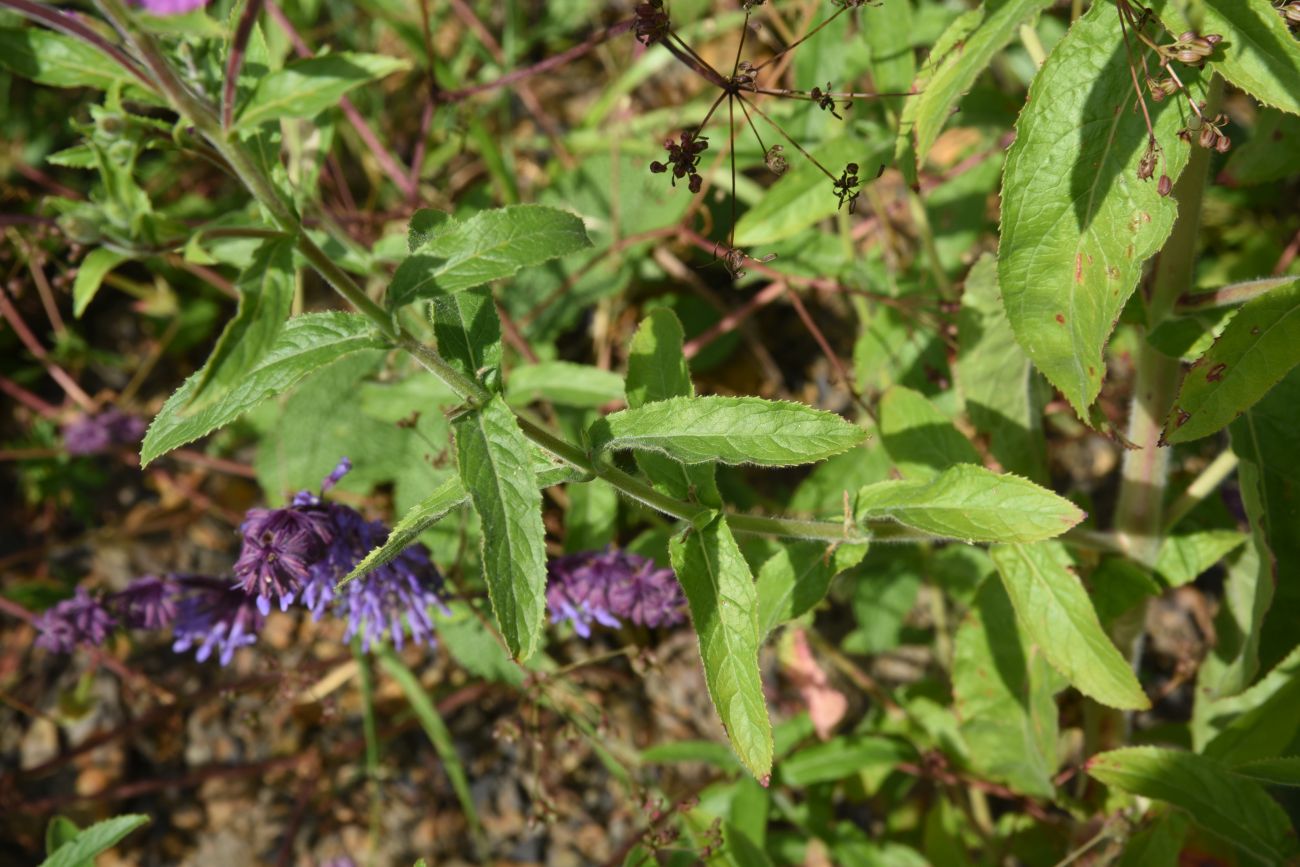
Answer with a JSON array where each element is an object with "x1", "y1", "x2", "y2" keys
[
  {"x1": 999, "y1": 1, "x2": 1200, "y2": 418},
  {"x1": 591, "y1": 396, "x2": 866, "y2": 467},
  {"x1": 506, "y1": 361, "x2": 624, "y2": 408},
  {"x1": 40, "y1": 815, "x2": 149, "y2": 867},
  {"x1": 778, "y1": 735, "x2": 913, "y2": 787},
  {"x1": 430, "y1": 286, "x2": 501, "y2": 381},
  {"x1": 235, "y1": 53, "x2": 410, "y2": 129},
  {"x1": 755, "y1": 542, "x2": 867, "y2": 639},
  {"x1": 1087, "y1": 747, "x2": 1296, "y2": 865},
  {"x1": 142, "y1": 313, "x2": 383, "y2": 466},
  {"x1": 453, "y1": 395, "x2": 547, "y2": 660},
  {"x1": 0, "y1": 28, "x2": 140, "y2": 91},
  {"x1": 855, "y1": 464, "x2": 1084, "y2": 543},
  {"x1": 388, "y1": 206, "x2": 591, "y2": 308},
  {"x1": 1154, "y1": 529, "x2": 1247, "y2": 587},
  {"x1": 957, "y1": 253, "x2": 1048, "y2": 481},
  {"x1": 72, "y1": 249, "x2": 129, "y2": 319},
  {"x1": 669, "y1": 516, "x2": 773, "y2": 781},
  {"x1": 910, "y1": 0, "x2": 1055, "y2": 166},
  {"x1": 878, "y1": 385, "x2": 980, "y2": 480},
  {"x1": 1197, "y1": 644, "x2": 1300, "y2": 766},
  {"x1": 1164, "y1": 278, "x2": 1300, "y2": 443},
  {"x1": 952, "y1": 578, "x2": 1059, "y2": 798},
  {"x1": 624, "y1": 309, "x2": 719, "y2": 506},
  {"x1": 991, "y1": 542, "x2": 1150, "y2": 710},
  {"x1": 341, "y1": 477, "x2": 467, "y2": 587},
  {"x1": 1153, "y1": 0, "x2": 1300, "y2": 116},
  {"x1": 190, "y1": 237, "x2": 296, "y2": 402}
]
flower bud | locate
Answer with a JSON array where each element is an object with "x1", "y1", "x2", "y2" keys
[
  {"x1": 1215, "y1": 134, "x2": 1231, "y2": 154},
  {"x1": 1199, "y1": 124, "x2": 1218, "y2": 149},
  {"x1": 1158, "y1": 174, "x2": 1173, "y2": 197}
]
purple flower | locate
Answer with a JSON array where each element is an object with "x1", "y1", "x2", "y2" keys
[
  {"x1": 133, "y1": 0, "x2": 207, "y2": 16},
  {"x1": 301, "y1": 502, "x2": 446, "y2": 651},
  {"x1": 234, "y1": 507, "x2": 332, "y2": 615},
  {"x1": 109, "y1": 575, "x2": 178, "y2": 630},
  {"x1": 547, "y1": 548, "x2": 686, "y2": 637},
  {"x1": 34, "y1": 588, "x2": 116, "y2": 653},
  {"x1": 62, "y1": 409, "x2": 147, "y2": 455},
  {"x1": 171, "y1": 577, "x2": 264, "y2": 666}
]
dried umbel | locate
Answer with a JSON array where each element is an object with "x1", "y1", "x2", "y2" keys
[
  {"x1": 650, "y1": 130, "x2": 710, "y2": 194},
  {"x1": 633, "y1": 0, "x2": 670, "y2": 46},
  {"x1": 833, "y1": 162, "x2": 862, "y2": 213},
  {"x1": 810, "y1": 82, "x2": 848, "y2": 119}
]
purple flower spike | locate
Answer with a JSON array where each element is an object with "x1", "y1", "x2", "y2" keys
[
  {"x1": 171, "y1": 578, "x2": 264, "y2": 666},
  {"x1": 133, "y1": 0, "x2": 208, "y2": 15},
  {"x1": 109, "y1": 575, "x2": 178, "y2": 630},
  {"x1": 234, "y1": 508, "x2": 332, "y2": 614},
  {"x1": 34, "y1": 588, "x2": 116, "y2": 653},
  {"x1": 546, "y1": 548, "x2": 686, "y2": 637},
  {"x1": 62, "y1": 409, "x2": 147, "y2": 455}
]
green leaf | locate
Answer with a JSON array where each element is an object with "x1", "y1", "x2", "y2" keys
[
  {"x1": 342, "y1": 477, "x2": 466, "y2": 586},
  {"x1": 190, "y1": 237, "x2": 296, "y2": 403},
  {"x1": 755, "y1": 542, "x2": 867, "y2": 639},
  {"x1": 44, "y1": 818, "x2": 79, "y2": 857},
  {"x1": 855, "y1": 464, "x2": 1084, "y2": 543},
  {"x1": 1198, "y1": 644, "x2": 1300, "y2": 766},
  {"x1": 39, "y1": 815, "x2": 149, "y2": 867},
  {"x1": 453, "y1": 395, "x2": 547, "y2": 660},
  {"x1": 434, "y1": 602, "x2": 525, "y2": 687},
  {"x1": 778, "y1": 735, "x2": 913, "y2": 787},
  {"x1": 506, "y1": 361, "x2": 624, "y2": 408},
  {"x1": 1154, "y1": 529, "x2": 1247, "y2": 587},
  {"x1": 388, "y1": 206, "x2": 591, "y2": 308},
  {"x1": 952, "y1": 577, "x2": 1060, "y2": 798},
  {"x1": 1232, "y1": 757, "x2": 1300, "y2": 788},
  {"x1": 991, "y1": 542, "x2": 1150, "y2": 710},
  {"x1": 878, "y1": 385, "x2": 981, "y2": 480},
  {"x1": 141, "y1": 312, "x2": 383, "y2": 466},
  {"x1": 909, "y1": 0, "x2": 1055, "y2": 166},
  {"x1": 430, "y1": 286, "x2": 502, "y2": 381},
  {"x1": 235, "y1": 53, "x2": 409, "y2": 129},
  {"x1": 1163, "y1": 278, "x2": 1300, "y2": 443},
  {"x1": 0, "y1": 28, "x2": 140, "y2": 91},
  {"x1": 999, "y1": 1, "x2": 1200, "y2": 418},
  {"x1": 72, "y1": 249, "x2": 128, "y2": 318},
  {"x1": 957, "y1": 253, "x2": 1048, "y2": 481},
  {"x1": 591, "y1": 396, "x2": 866, "y2": 467},
  {"x1": 1224, "y1": 109, "x2": 1300, "y2": 184},
  {"x1": 640, "y1": 739, "x2": 741, "y2": 770},
  {"x1": 624, "y1": 309, "x2": 720, "y2": 506},
  {"x1": 1087, "y1": 747, "x2": 1296, "y2": 865},
  {"x1": 733, "y1": 136, "x2": 885, "y2": 247},
  {"x1": 669, "y1": 516, "x2": 773, "y2": 781},
  {"x1": 376, "y1": 647, "x2": 483, "y2": 847},
  {"x1": 1154, "y1": 0, "x2": 1300, "y2": 116},
  {"x1": 1116, "y1": 812, "x2": 1189, "y2": 867}
]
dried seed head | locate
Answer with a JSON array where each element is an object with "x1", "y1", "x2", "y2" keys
[
  {"x1": 633, "y1": 0, "x2": 670, "y2": 45},
  {"x1": 764, "y1": 144, "x2": 788, "y2": 175}
]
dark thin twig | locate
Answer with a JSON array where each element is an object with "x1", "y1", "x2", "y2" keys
[
  {"x1": 737, "y1": 94, "x2": 836, "y2": 180},
  {"x1": 749, "y1": 4, "x2": 848, "y2": 72}
]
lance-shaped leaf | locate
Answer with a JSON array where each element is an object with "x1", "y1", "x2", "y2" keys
[
  {"x1": 953, "y1": 578, "x2": 1060, "y2": 798},
  {"x1": 1196, "y1": 645, "x2": 1300, "y2": 766},
  {"x1": 590, "y1": 396, "x2": 865, "y2": 467},
  {"x1": 855, "y1": 464, "x2": 1084, "y2": 543},
  {"x1": 41, "y1": 815, "x2": 150, "y2": 867},
  {"x1": 453, "y1": 395, "x2": 547, "y2": 660},
  {"x1": 669, "y1": 516, "x2": 774, "y2": 781},
  {"x1": 1087, "y1": 747, "x2": 1296, "y2": 865},
  {"x1": 1153, "y1": 0, "x2": 1300, "y2": 116},
  {"x1": 756, "y1": 542, "x2": 868, "y2": 639},
  {"x1": 507, "y1": 361, "x2": 624, "y2": 408},
  {"x1": 999, "y1": 1, "x2": 1200, "y2": 418},
  {"x1": 624, "y1": 309, "x2": 719, "y2": 505},
  {"x1": 341, "y1": 476, "x2": 466, "y2": 587},
  {"x1": 142, "y1": 313, "x2": 383, "y2": 466},
  {"x1": 1231, "y1": 757, "x2": 1300, "y2": 788},
  {"x1": 0, "y1": 28, "x2": 140, "y2": 92},
  {"x1": 992, "y1": 542, "x2": 1150, "y2": 710},
  {"x1": 909, "y1": 0, "x2": 1055, "y2": 166},
  {"x1": 1164, "y1": 278, "x2": 1300, "y2": 443},
  {"x1": 388, "y1": 206, "x2": 591, "y2": 308},
  {"x1": 235, "y1": 53, "x2": 410, "y2": 129},
  {"x1": 190, "y1": 237, "x2": 296, "y2": 403},
  {"x1": 72, "y1": 249, "x2": 129, "y2": 318}
]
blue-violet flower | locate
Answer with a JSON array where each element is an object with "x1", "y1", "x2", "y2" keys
[{"x1": 34, "y1": 588, "x2": 115, "y2": 653}]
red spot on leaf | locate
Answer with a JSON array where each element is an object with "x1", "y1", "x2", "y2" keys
[
  {"x1": 1074, "y1": 254, "x2": 1083, "y2": 284},
  {"x1": 1207, "y1": 363, "x2": 1227, "y2": 382},
  {"x1": 1055, "y1": 313, "x2": 1066, "y2": 325},
  {"x1": 1174, "y1": 408, "x2": 1191, "y2": 427}
]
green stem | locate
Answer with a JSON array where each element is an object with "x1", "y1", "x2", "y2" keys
[
  {"x1": 352, "y1": 643, "x2": 383, "y2": 865},
  {"x1": 88, "y1": 0, "x2": 1094, "y2": 555},
  {"x1": 1113, "y1": 75, "x2": 1223, "y2": 566}
]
